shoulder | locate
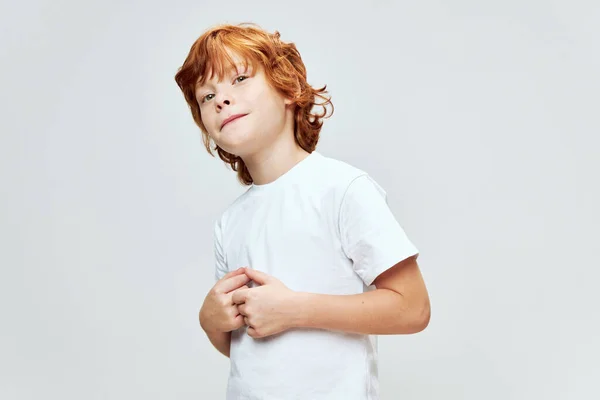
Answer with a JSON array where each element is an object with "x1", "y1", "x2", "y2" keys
[
  {"x1": 311, "y1": 151, "x2": 365, "y2": 175},
  {"x1": 310, "y1": 151, "x2": 370, "y2": 191},
  {"x1": 213, "y1": 185, "x2": 253, "y2": 236},
  {"x1": 309, "y1": 152, "x2": 390, "y2": 208}
]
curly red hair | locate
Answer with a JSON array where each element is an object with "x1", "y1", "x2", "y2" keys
[{"x1": 174, "y1": 22, "x2": 334, "y2": 185}]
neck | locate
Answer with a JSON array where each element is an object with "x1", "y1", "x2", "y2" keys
[{"x1": 243, "y1": 133, "x2": 310, "y2": 186}]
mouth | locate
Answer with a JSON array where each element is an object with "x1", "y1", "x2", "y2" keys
[{"x1": 220, "y1": 114, "x2": 248, "y2": 130}]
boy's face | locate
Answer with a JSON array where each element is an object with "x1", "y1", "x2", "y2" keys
[{"x1": 195, "y1": 52, "x2": 293, "y2": 158}]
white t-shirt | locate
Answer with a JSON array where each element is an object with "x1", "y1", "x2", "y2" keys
[{"x1": 212, "y1": 151, "x2": 419, "y2": 400}]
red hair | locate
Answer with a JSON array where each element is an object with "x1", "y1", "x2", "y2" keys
[{"x1": 174, "y1": 22, "x2": 334, "y2": 185}]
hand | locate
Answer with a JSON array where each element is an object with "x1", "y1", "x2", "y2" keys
[
  {"x1": 199, "y1": 268, "x2": 251, "y2": 333},
  {"x1": 232, "y1": 268, "x2": 298, "y2": 339}
]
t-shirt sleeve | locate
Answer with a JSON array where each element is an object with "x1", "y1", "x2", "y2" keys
[
  {"x1": 213, "y1": 218, "x2": 229, "y2": 282},
  {"x1": 339, "y1": 174, "x2": 419, "y2": 287}
]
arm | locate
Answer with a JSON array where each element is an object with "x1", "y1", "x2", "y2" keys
[
  {"x1": 203, "y1": 219, "x2": 246, "y2": 357},
  {"x1": 235, "y1": 256, "x2": 430, "y2": 338},
  {"x1": 233, "y1": 175, "x2": 430, "y2": 338},
  {"x1": 203, "y1": 328, "x2": 232, "y2": 358},
  {"x1": 291, "y1": 256, "x2": 430, "y2": 335},
  {"x1": 199, "y1": 268, "x2": 250, "y2": 356}
]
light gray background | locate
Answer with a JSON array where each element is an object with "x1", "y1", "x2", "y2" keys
[{"x1": 1, "y1": 0, "x2": 599, "y2": 399}]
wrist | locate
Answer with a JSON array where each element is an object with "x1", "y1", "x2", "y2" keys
[{"x1": 287, "y1": 291, "x2": 310, "y2": 329}]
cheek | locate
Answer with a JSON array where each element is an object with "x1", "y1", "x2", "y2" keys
[
  {"x1": 253, "y1": 90, "x2": 285, "y2": 116},
  {"x1": 245, "y1": 90, "x2": 263, "y2": 109},
  {"x1": 200, "y1": 110, "x2": 215, "y2": 131}
]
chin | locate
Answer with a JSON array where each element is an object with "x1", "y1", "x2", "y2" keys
[{"x1": 217, "y1": 136, "x2": 257, "y2": 158}]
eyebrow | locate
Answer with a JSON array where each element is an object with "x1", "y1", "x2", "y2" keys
[{"x1": 195, "y1": 63, "x2": 252, "y2": 88}]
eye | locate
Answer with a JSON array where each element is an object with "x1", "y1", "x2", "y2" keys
[
  {"x1": 202, "y1": 93, "x2": 215, "y2": 103},
  {"x1": 235, "y1": 75, "x2": 248, "y2": 83}
]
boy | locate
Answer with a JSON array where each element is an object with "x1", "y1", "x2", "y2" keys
[{"x1": 174, "y1": 22, "x2": 430, "y2": 400}]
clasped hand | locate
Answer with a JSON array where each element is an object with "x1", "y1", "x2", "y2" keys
[{"x1": 199, "y1": 267, "x2": 297, "y2": 339}]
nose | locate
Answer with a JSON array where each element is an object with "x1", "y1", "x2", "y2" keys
[{"x1": 215, "y1": 93, "x2": 232, "y2": 111}]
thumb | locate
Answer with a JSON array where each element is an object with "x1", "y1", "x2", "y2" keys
[{"x1": 243, "y1": 267, "x2": 274, "y2": 285}]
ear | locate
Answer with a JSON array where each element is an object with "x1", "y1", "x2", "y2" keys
[
  {"x1": 284, "y1": 79, "x2": 301, "y2": 106},
  {"x1": 284, "y1": 94, "x2": 296, "y2": 106}
]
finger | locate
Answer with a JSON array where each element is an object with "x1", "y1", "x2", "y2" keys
[
  {"x1": 232, "y1": 314, "x2": 245, "y2": 330},
  {"x1": 220, "y1": 267, "x2": 246, "y2": 281},
  {"x1": 231, "y1": 284, "x2": 249, "y2": 293},
  {"x1": 217, "y1": 273, "x2": 251, "y2": 294},
  {"x1": 243, "y1": 267, "x2": 273, "y2": 285},
  {"x1": 237, "y1": 303, "x2": 247, "y2": 316},
  {"x1": 223, "y1": 285, "x2": 249, "y2": 305},
  {"x1": 229, "y1": 304, "x2": 241, "y2": 318},
  {"x1": 225, "y1": 284, "x2": 249, "y2": 304},
  {"x1": 232, "y1": 287, "x2": 250, "y2": 305},
  {"x1": 247, "y1": 326, "x2": 259, "y2": 338}
]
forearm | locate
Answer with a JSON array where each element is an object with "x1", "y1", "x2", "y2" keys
[
  {"x1": 204, "y1": 329, "x2": 232, "y2": 357},
  {"x1": 199, "y1": 303, "x2": 235, "y2": 358},
  {"x1": 290, "y1": 289, "x2": 430, "y2": 335}
]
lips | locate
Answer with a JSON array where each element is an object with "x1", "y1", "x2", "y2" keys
[{"x1": 220, "y1": 114, "x2": 247, "y2": 130}]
